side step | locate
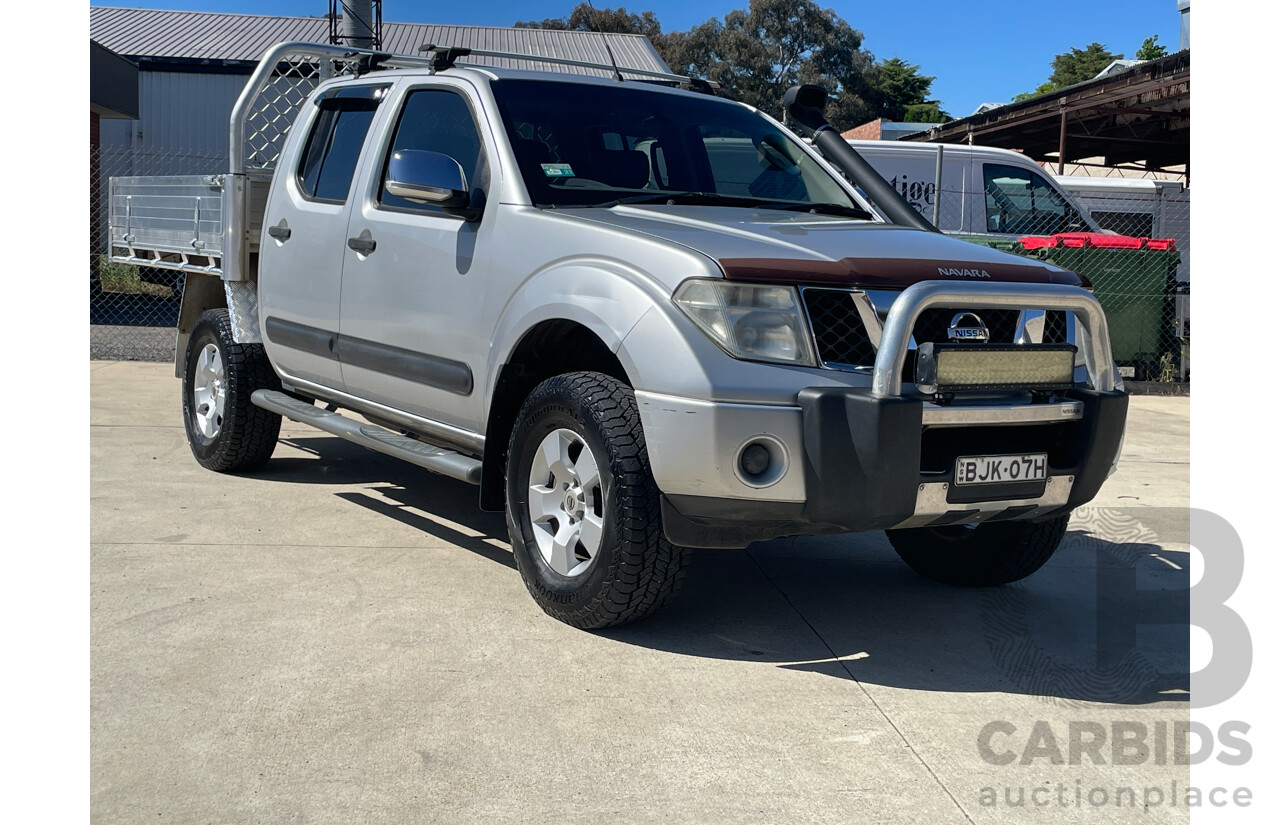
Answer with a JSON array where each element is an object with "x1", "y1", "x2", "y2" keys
[{"x1": 251, "y1": 389, "x2": 483, "y2": 485}]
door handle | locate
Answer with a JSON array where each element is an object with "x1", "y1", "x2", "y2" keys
[
  {"x1": 267, "y1": 223, "x2": 291, "y2": 242},
  {"x1": 347, "y1": 235, "x2": 376, "y2": 254}
]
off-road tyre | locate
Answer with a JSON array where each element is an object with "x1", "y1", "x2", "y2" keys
[
  {"x1": 506, "y1": 372, "x2": 688, "y2": 629},
  {"x1": 182, "y1": 308, "x2": 281, "y2": 472},
  {"x1": 886, "y1": 514, "x2": 1071, "y2": 587}
]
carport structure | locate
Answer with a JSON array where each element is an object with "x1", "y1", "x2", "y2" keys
[{"x1": 904, "y1": 51, "x2": 1190, "y2": 178}]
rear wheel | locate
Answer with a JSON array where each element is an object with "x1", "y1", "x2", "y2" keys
[
  {"x1": 182, "y1": 308, "x2": 281, "y2": 472},
  {"x1": 886, "y1": 514, "x2": 1071, "y2": 587},
  {"x1": 505, "y1": 372, "x2": 687, "y2": 629}
]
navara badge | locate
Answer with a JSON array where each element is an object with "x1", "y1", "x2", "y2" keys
[{"x1": 947, "y1": 312, "x2": 990, "y2": 343}]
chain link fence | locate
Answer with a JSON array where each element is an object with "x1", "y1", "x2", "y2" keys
[
  {"x1": 90, "y1": 145, "x2": 229, "y2": 362},
  {"x1": 91, "y1": 51, "x2": 340, "y2": 362}
]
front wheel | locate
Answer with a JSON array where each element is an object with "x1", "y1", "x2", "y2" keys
[
  {"x1": 181, "y1": 308, "x2": 281, "y2": 472},
  {"x1": 886, "y1": 514, "x2": 1071, "y2": 587},
  {"x1": 505, "y1": 372, "x2": 687, "y2": 629}
]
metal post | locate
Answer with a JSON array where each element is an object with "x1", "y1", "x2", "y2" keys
[
  {"x1": 1058, "y1": 104, "x2": 1067, "y2": 175},
  {"x1": 193, "y1": 196, "x2": 202, "y2": 249}
]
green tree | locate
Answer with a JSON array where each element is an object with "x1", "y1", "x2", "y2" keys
[
  {"x1": 662, "y1": 0, "x2": 875, "y2": 129},
  {"x1": 514, "y1": 3, "x2": 663, "y2": 38},
  {"x1": 1012, "y1": 42, "x2": 1122, "y2": 101},
  {"x1": 515, "y1": 4, "x2": 672, "y2": 62},
  {"x1": 902, "y1": 102, "x2": 950, "y2": 123},
  {"x1": 1012, "y1": 81, "x2": 1055, "y2": 103},
  {"x1": 1048, "y1": 42, "x2": 1123, "y2": 86},
  {"x1": 1136, "y1": 34, "x2": 1168, "y2": 60},
  {"x1": 515, "y1": 2, "x2": 959, "y2": 130},
  {"x1": 868, "y1": 57, "x2": 949, "y2": 122}
]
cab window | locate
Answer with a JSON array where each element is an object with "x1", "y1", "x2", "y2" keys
[
  {"x1": 378, "y1": 89, "x2": 489, "y2": 215},
  {"x1": 983, "y1": 163, "x2": 1086, "y2": 236},
  {"x1": 489, "y1": 78, "x2": 861, "y2": 211},
  {"x1": 296, "y1": 93, "x2": 381, "y2": 203}
]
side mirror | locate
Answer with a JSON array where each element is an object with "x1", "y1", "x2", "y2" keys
[{"x1": 386, "y1": 150, "x2": 470, "y2": 209}]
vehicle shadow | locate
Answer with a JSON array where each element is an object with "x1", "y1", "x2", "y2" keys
[
  {"x1": 253, "y1": 435, "x2": 514, "y2": 570},
  {"x1": 258, "y1": 435, "x2": 1190, "y2": 705},
  {"x1": 609, "y1": 521, "x2": 1190, "y2": 706}
]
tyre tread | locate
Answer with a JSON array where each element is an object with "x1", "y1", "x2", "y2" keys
[
  {"x1": 184, "y1": 308, "x2": 281, "y2": 473},
  {"x1": 509, "y1": 372, "x2": 688, "y2": 629},
  {"x1": 886, "y1": 513, "x2": 1070, "y2": 587}
]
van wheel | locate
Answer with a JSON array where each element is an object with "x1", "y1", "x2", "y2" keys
[
  {"x1": 182, "y1": 308, "x2": 281, "y2": 472},
  {"x1": 505, "y1": 372, "x2": 687, "y2": 629},
  {"x1": 885, "y1": 514, "x2": 1070, "y2": 587}
]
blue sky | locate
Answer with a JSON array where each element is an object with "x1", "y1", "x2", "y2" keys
[{"x1": 98, "y1": 1, "x2": 1183, "y2": 117}]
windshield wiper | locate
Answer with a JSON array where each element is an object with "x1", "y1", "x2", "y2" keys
[
  {"x1": 593, "y1": 192, "x2": 779, "y2": 209},
  {"x1": 763, "y1": 201, "x2": 875, "y2": 220},
  {"x1": 589, "y1": 192, "x2": 873, "y2": 220}
]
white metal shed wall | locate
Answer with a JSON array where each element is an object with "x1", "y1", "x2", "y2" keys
[{"x1": 98, "y1": 70, "x2": 250, "y2": 175}]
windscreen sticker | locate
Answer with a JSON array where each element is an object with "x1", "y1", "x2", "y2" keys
[{"x1": 541, "y1": 163, "x2": 575, "y2": 178}]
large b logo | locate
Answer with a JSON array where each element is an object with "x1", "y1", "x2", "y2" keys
[
  {"x1": 1188, "y1": 510, "x2": 1251, "y2": 708},
  {"x1": 981, "y1": 508, "x2": 1250, "y2": 708}
]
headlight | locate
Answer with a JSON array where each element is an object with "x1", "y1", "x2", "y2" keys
[{"x1": 673, "y1": 280, "x2": 815, "y2": 366}]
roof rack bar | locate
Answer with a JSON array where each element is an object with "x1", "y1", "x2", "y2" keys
[
  {"x1": 371, "y1": 54, "x2": 441, "y2": 71},
  {"x1": 421, "y1": 43, "x2": 716, "y2": 87}
]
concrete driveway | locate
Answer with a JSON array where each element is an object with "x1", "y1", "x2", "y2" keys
[{"x1": 91, "y1": 360, "x2": 1190, "y2": 824}]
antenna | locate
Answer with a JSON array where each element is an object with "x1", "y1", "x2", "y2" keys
[{"x1": 584, "y1": 1, "x2": 624, "y2": 82}]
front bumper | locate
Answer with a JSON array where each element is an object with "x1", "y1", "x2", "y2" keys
[
  {"x1": 652, "y1": 281, "x2": 1128, "y2": 549},
  {"x1": 658, "y1": 387, "x2": 1127, "y2": 548}
]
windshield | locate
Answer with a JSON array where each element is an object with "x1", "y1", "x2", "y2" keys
[{"x1": 489, "y1": 79, "x2": 865, "y2": 214}]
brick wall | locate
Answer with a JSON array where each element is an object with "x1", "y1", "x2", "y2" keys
[{"x1": 840, "y1": 119, "x2": 884, "y2": 141}]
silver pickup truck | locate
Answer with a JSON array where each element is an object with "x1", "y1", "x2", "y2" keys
[{"x1": 108, "y1": 42, "x2": 1127, "y2": 629}]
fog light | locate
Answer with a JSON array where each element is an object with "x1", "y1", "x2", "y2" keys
[{"x1": 740, "y1": 443, "x2": 771, "y2": 477}]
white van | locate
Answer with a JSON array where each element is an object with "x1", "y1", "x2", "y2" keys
[{"x1": 845, "y1": 140, "x2": 1102, "y2": 239}]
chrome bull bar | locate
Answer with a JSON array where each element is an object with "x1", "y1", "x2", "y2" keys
[{"x1": 871, "y1": 281, "x2": 1117, "y2": 397}]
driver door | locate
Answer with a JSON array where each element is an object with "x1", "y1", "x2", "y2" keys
[{"x1": 337, "y1": 82, "x2": 496, "y2": 432}]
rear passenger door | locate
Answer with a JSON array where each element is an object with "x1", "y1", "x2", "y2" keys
[
  {"x1": 258, "y1": 84, "x2": 387, "y2": 391},
  {"x1": 337, "y1": 81, "x2": 496, "y2": 432}
]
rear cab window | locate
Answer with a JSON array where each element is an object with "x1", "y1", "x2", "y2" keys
[{"x1": 296, "y1": 85, "x2": 388, "y2": 204}]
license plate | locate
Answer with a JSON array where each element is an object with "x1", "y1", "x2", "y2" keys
[{"x1": 955, "y1": 454, "x2": 1048, "y2": 486}]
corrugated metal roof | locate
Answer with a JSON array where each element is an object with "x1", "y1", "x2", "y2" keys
[{"x1": 89, "y1": 6, "x2": 670, "y2": 77}]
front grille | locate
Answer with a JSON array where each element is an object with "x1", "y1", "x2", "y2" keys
[
  {"x1": 801, "y1": 288, "x2": 875, "y2": 368},
  {"x1": 1043, "y1": 311, "x2": 1068, "y2": 344},
  {"x1": 912, "y1": 308, "x2": 1022, "y2": 345},
  {"x1": 800, "y1": 289, "x2": 1073, "y2": 375}
]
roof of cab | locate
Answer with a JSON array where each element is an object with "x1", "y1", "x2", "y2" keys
[{"x1": 321, "y1": 63, "x2": 732, "y2": 107}]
